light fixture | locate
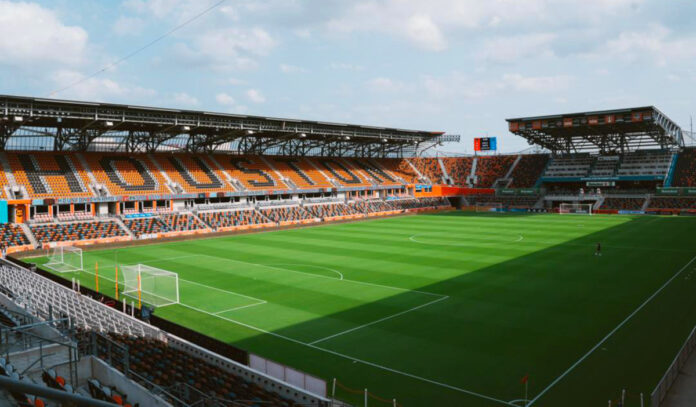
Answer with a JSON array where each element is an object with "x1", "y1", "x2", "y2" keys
[
  {"x1": 13, "y1": 116, "x2": 23, "y2": 122},
  {"x1": 299, "y1": 133, "x2": 306, "y2": 138},
  {"x1": 182, "y1": 125, "x2": 191, "y2": 131},
  {"x1": 105, "y1": 121, "x2": 114, "y2": 127},
  {"x1": 246, "y1": 130, "x2": 255, "y2": 135}
]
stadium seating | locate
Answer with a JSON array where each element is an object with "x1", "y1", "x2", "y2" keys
[
  {"x1": 467, "y1": 195, "x2": 539, "y2": 208},
  {"x1": 543, "y1": 155, "x2": 594, "y2": 178},
  {"x1": 31, "y1": 220, "x2": 128, "y2": 244},
  {"x1": 647, "y1": 197, "x2": 696, "y2": 210},
  {"x1": 152, "y1": 154, "x2": 234, "y2": 193},
  {"x1": 84, "y1": 154, "x2": 170, "y2": 196},
  {"x1": 7, "y1": 153, "x2": 93, "y2": 198},
  {"x1": 0, "y1": 224, "x2": 30, "y2": 247},
  {"x1": 473, "y1": 155, "x2": 517, "y2": 187},
  {"x1": 378, "y1": 158, "x2": 418, "y2": 183},
  {"x1": 616, "y1": 150, "x2": 672, "y2": 177},
  {"x1": 259, "y1": 206, "x2": 314, "y2": 222},
  {"x1": 389, "y1": 197, "x2": 450, "y2": 210},
  {"x1": 600, "y1": 197, "x2": 646, "y2": 210},
  {"x1": 441, "y1": 157, "x2": 473, "y2": 186},
  {"x1": 345, "y1": 158, "x2": 400, "y2": 186},
  {"x1": 672, "y1": 148, "x2": 696, "y2": 187},
  {"x1": 304, "y1": 202, "x2": 358, "y2": 218},
  {"x1": 310, "y1": 158, "x2": 371, "y2": 187},
  {"x1": 265, "y1": 156, "x2": 332, "y2": 188},
  {"x1": 95, "y1": 333, "x2": 294, "y2": 406},
  {"x1": 198, "y1": 209, "x2": 269, "y2": 229},
  {"x1": 509, "y1": 154, "x2": 549, "y2": 188},
  {"x1": 408, "y1": 158, "x2": 443, "y2": 183},
  {"x1": 349, "y1": 200, "x2": 396, "y2": 214},
  {"x1": 220, "y1": 156, "x2": 286, "y2": 190},
  {"x1": 160, "y1": 213, "x2": 207, "y2": 232},
  {"x1": 123, "y1": 216, "x2": 168, "y2": 238}
]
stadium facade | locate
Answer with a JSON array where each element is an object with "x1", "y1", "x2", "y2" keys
[{"x1": 0, "y1": 95, "x2": 695, "y2": 406}]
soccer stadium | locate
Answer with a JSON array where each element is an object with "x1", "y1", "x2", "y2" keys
[{"x1": 1, "y1": 1, "x2": 696, "y2": 407}]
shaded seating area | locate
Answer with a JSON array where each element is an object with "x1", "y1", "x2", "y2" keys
[
  {"x1": 259, "y1": 206, "x2": 314, "y2": 223},
  {"x1": 600, "y1": 197, "x2": 645, "y2": 210},
  {"x1": 198, "y1": 209, "x2": 269, "y2": 229},
  {"x1": 509, "y1": 154, "x2": 548, "y2": 188},
  {"x1": 473, "y1": 155, "x2": 516, "y2": 187}
]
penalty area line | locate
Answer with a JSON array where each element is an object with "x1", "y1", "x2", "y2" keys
[
  {"x1": 309, "y1": 295, "x2": 449, "y2": 345},
  {"x1": 176, "y1": 302, "x2": 516, "y2": 407},
  {"x1": 527, "y1": 254, "x2": 696, "y2": 406}
]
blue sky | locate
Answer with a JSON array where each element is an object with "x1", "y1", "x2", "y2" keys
[{"x1": 0, "y1": 0, "x2": 694, "y2": 153}]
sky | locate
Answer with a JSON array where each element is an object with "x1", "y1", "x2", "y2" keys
[{"x1": 0, "y1": 0, "x2": 694, "y2": 154}]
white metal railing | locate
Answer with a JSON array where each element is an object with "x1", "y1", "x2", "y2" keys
[{"x1": 651, "y1": 324, "x2": 696, "y2": 407}]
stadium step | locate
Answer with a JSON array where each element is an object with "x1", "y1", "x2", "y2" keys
[
  {"x1": 19, "y1": 223, "x2": 39, "y2": 249},
  {"x1": 113, "y1": 217, "x2": 136, "y2": 239}
]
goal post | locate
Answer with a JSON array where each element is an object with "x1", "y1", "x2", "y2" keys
[
  {"x1": 45, "y1": 246, "x2": 83, "y2": 273},
  {"x1": 121, "y1": 264, "x2": 180, "y2": 307},
  {"x1": 559, "y1": 203, "x2": 593, "y2": 215}
]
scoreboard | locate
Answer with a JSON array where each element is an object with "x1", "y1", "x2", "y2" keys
[{"x1": 474, "y1": 137, "x2": 497, "y2": 151}]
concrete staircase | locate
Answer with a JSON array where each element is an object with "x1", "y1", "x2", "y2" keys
[{"x1": 19, "y1": 223, "x2": 39, "y2": 248}]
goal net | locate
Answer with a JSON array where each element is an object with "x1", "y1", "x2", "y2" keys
[
  {"x1": 121, "y1": 264, "x2": 180, "y2": 307},
  {"x1": 45, "y1": 246, "x2": 83, "y2": 273},
  {"x1": 475, "y1": 202, "x2": 503, "y2": 212},
  {"x1": 559, "y1": 203, "x2": 593, "y2": 215}
]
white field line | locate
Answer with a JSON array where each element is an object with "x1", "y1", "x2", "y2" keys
[
  {"x1": 527, "y1": 254, "x2": 696, "y2": 406},
  {"x1": 149, "y1": 253, "x2": 445, "y2": 298},
  {"x1": 213, "y1": 301, "x2": 267, "y2": 314},
  {"x1": 69, "y1": 266, "x2": 266, "y2": 311},
  {"x1": 309, "y1": 295, "x2": 449, "y2": 345},
  {"x1": 409, "y1": 233, "x2": 524, "y2": 246},
  {"x1": 265, "y1": 263, "x2": 344, "y2": 280},
  {"x1": 176, "y1": 301, "x2": 515, "y2": 407}
]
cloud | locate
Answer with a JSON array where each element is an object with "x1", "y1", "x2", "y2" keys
[
  {"x1": 50, "y1": 70, "x2": 157, "y2": 102},
  {"x1": 173, "y1": 27, "x2": 276, "y2": 71},
  {"x1": 502, "y1": 73, "x2": 574, "y2": 93},
  {"x1": 404, "y1": 14, "x2": 446, "y2": 51},
  {"x1": 330, "y1": 62, "x2": 365, "y2": 71},
  {"x1": 367, "y1": 77, "x2": 405, "y2": 93},
  {"x1": 601, "y1": 25, "x2": 696, "y2": 66},
  {"x1": 246, "y1": 89, "x2": 266, "y2": 103},
  {"x1": 0, "y1": 1, "x2": 88, "y2": 66},
  {"x1": 171, "y1": 92, "x2": 199, "y2": 106},
  {"x1": 113, "y1": 16, "x2": 145, "y2": 36},
  {"x1": 280, "y1": 64, "x2": 307, "y2": 73},
  {"x1": 478, "y1": 33, "x2": 556, "y2": 63},
  {"x1": 216, "y1": 92, "x2": 236, "y2": 106}
]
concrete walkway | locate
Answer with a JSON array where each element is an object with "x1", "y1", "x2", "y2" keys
[{"x1": 663, "y1": 349, "x2": 696, "y2": 407}]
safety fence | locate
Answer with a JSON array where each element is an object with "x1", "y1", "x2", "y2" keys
[
  {"x1": 331, "y1": 378, "x2": 402, "y2": 407},
  {"x1": 651, "y1": 323, "x2": 696, "y2": 407}
]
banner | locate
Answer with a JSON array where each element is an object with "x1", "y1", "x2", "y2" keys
[{"x1": 656, "y1": 187, "x2": 680, "y2": 195}]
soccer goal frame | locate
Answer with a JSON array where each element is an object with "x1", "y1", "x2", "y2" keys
[
  {"x1": 45, "y1": 246, "x2": 83, "y2": 273},
  {"x1": 559, "y1": 203, "x2": 593, "y2": 215},
  {"x1": 475, "y1": 202, "x2": 503, "y2": 213},
  {"x1": 121, "y1": 264, "x2": 180, "y2": 307}
]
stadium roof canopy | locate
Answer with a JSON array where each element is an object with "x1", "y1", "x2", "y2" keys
[
  {"x1": 506, "y1": 106, "x2": 683, "y2": 154},
  {"x1": 0, "y1": 95, "x2": 459, "y2": 157}
]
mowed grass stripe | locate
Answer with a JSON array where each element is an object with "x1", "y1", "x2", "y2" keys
[{"x1": 30, "y1": 212, "x2": 696, "y2": 406}]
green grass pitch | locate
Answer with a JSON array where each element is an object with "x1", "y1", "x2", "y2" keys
[{"x1": 31, "y1": 212, "x2": 696, "y2": 406}]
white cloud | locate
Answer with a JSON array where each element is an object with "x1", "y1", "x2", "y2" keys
[
  {"x1": 367, "y1": 77, "x2": 405, "y2": 93},
  {"x1": 404, "y1": 14, "x2": 446, "y2": 51},
  {"x1": 174, "y1": 27, "x2": 276, "y2": 71},
  {"x1": 246, "y1": 89, "x2": 266, "y2": 103},
  {"x1": 601, "y1": 25, "x2": 696, "y2": 66},
  {"x1": 216, "y1": 92, "x2": 236, "y2": 106},
  {"x1": 478, "y1": 33, "x2": 556, "y2": 63},
  {"x1": 325, "y1": 0, "x2": 645, "y2": 52},
  {"x1": 280, "y1": 64, "x2": 307, "y2": 73},
  {"x1": 113, "y1": 16, "x2": 145, "y2": 36},
  {"x1": 50, "y1": 70, "x2": 156, "y2": 102},
  {"x1": 330, "y1": 62, "x2": 365, "y2": 71},
  {"x1": 172, "y1": 92, "x2": 199, "y2": 106},
  {"x1": 502, "y1": 73, "x2": 574, "y2": 93},
  {"x1": 0, "y1": 1, "x2": 88, "y2": 66}
]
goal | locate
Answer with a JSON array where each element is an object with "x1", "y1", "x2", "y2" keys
[
  {"x1": 559, "y1": 203, "x2": 593, "y2": 215},
  {"x1": 120, "y1": 264, "x2": 180, "y2": 307},
  {"x1": 475, "y1": 202, "x2": 503, "y2": 212},
  {"x1": 45, "y1": 246, "x2": 83, "y2": 273}
]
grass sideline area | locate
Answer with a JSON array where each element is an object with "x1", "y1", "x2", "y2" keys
[{"x1": 30, "y1": 211, "x2": 696, "y2": 406}]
